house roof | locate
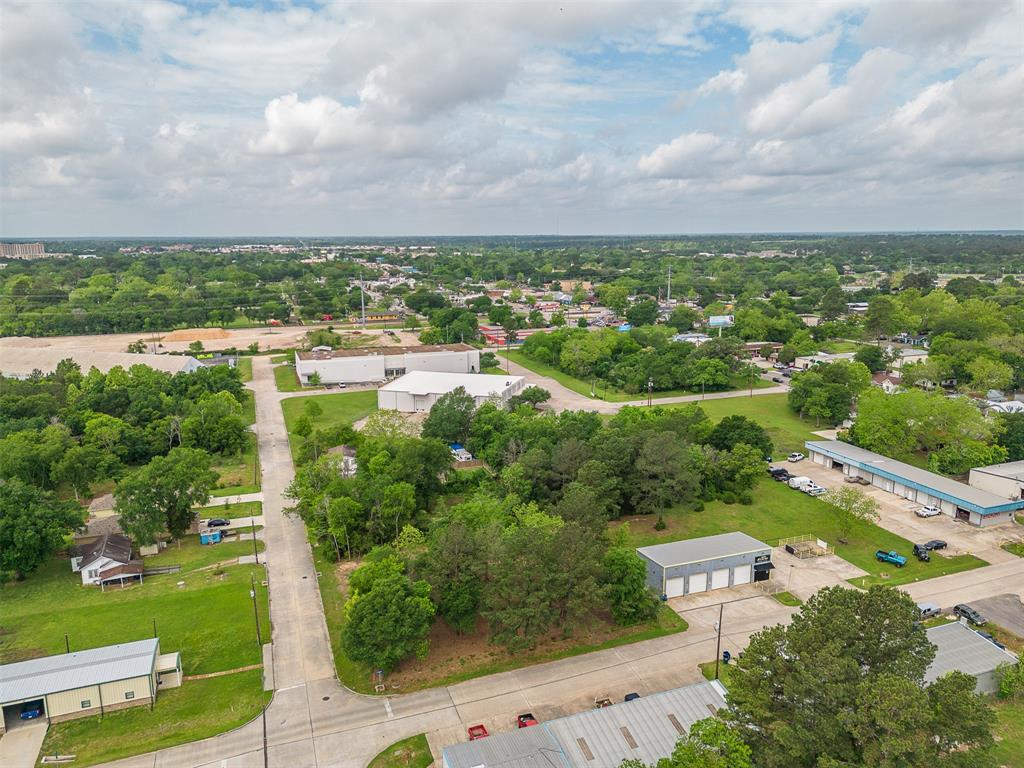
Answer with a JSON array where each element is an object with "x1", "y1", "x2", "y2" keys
[
  {"x1": 805, "y1": 440, "x2": 1024, "y2": 515},
  {"x1": 295, "y1": 343, "x2": 474, "y2": 361},
  {"x1": 97, "y1": 561, "x2": 144, "y2": 581},
  {"x1": 81, "y1": 515, "x2": 124, "y2": 539},
  {"x1": 0, "y1": 347, "x2": 200, "y2": 378},
  {"x1": 75, "y1": 533, "x2": 133, "y2": 567},
  {"x1": 379, "y1": 370, "x2": 523, "y2": 398},
  {"x1": 0, "y1": 638, "x2": 159, "y2": 704},
  {"x1": 925, "y1": 622, "x2": 1017, "y2": 683},
  {"x1": 637, "y1": 532, "x2": 770, "y2": 568}
]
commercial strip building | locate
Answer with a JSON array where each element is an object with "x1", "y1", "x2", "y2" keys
[
  {"x1": 0, "y1": 347, "x2": 202, "y2": 379},
  {"x1": 378, "y1": 371, "x2": 525, "y2": 412},
  {"x1": 293, "y1": 343, "x2": 479, "y2": 385},
  {"x1": 637, "y1": 532, "x2": 773, "y2": 599},
  {"x1": 0, "y1": 639, "x2": 182, "y2": 733},
  {"x1": 925, "y1": 622, "x2": 1018, "y2": 695},
  {"x1": 804, "y1": 440, "x2": 1024, "y2": 526},
  {"x1": 442, "y1": 680, "x2": 727, "y2": 768}
]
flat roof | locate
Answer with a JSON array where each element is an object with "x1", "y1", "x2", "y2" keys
[
  {"x1": 0, "y1": 638, "x2": 158, "y2": 704},
  {"x1": 971, "y1": 460, "x2": 1024, "y2": 482},
  {"x1": 637, "y1": 532, "x2": 770, "y2": 568},
  {"x1": 0, "y1": 347, "x2": 200, "y2": 377},
  {"x1": 296, "y1": 343, "x2": 474, "y2": 361},
  {"x1": 925, "y1": 622, "x2": 1017, "y2": 683},
  {"x1": 379, "y1": 370, "x2": 523, "y2": 398},
  {"x1": 805, "y1": 440, "x2": 1024, "y2": 514}
]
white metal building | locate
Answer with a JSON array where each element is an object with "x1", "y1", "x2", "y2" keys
[
  {"x1": 925, "y1": 621, "x2": 1018, "y2": 694},
  {"x1": 294, "y1": 343, "x2": 480, "y2": 385},
  {"x1": 0, "y1": 347, "x2": 203, "y2": 379},
  {"x1": 969, "y1": 461, "x2": 1024, "y2": 503},
  {"x1": 805, "y1": 440, "x2": 1024, "y2": 526},
  {"x1": 637, "y1": 532, "x2": 773, "y2": 599},
  {"x1": 377, "y1": 371, "x2": 525, "y2": 412},
  {"x1": 0, "y1": 639, "x2": 182, "y2": 733}
]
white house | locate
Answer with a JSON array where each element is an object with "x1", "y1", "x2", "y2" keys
[
  {"x1": 71, "y1": 533, "x2": 142, "y2": 587},
  {"x1": 377, "y1": 371, "x2": 525, "y2": 412}
]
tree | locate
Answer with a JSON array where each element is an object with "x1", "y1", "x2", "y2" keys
[
  {"x1": 187, "y1": 340, "x2": 205, "y2": 355},
  {"x1": 126, "y1": 340, "x2": 147, "y2": 353},
  {"x1": 667, "y1": 305, "x2": 700, "y2": 331},
  {"x1": 854, "y1": 344, "x2": 888, "y2": 372},
  {"x1": 509, "y1": 386, "x2": 551, "y2": 409},
  {"x1": 308, "y1": 371, "x2": 323, "y2": 386},
  {"x1": 598, "y1": 284, "x2": 630, "y2": 315},
  {"x1": 688, "y1": 358, "x2": 731, "y2": 393},
  {"x1": 724, "y1": 585, "x2": 994, "y2": 768},
  {"x1": 0, "y1": 479, "x2": 84, "y2": 580},
  {"x1": 421, "y1": 386, "x2": 475, "y2": 444},
  {"x1": 707, "y1": 415, "x2": 772, "y2": 459},
  {"x1": 967, "y1": 357, "x2": 1013, "y2": 393},
  {"x1": 115, "y1": 447, "x2": 218, "y2": 543},
  {"x1": 53, "y1": 444, "x2": 117, "y2": 500},
  {"x1": 622, "y1": 718, "x2": 752, "y2": 768},
  {"x1": 181, "y1": 391, "x2": 247, "y2": 455},
  {"x1": 996, "y1": 412, "x2": 1024, "y2": 461},
  {"x1": 819, "y1": 286, "x2": 848, "y2": 321},
  {"x1": 632, "y1": 431, "x2": 700, "y2": 513},
  {"x1": 822, "y1": 486, "x2": 880, "y2": 543},
  {"x1": 625, "y1": 299, "x2": 659, "y2": 327},
  {"x1": 550, "y1": 311, "x2": 566, "y2": 327},
  {"x1": 341, "y1": 552, "x2": 435, "y2": 672},
  {"x1": 602, "y1": 547, "x2": 658, "y2": 625}
]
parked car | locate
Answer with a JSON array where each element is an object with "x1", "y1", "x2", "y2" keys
[
  {"x1": 787, "y1": 452, "x2": 805, "y2": 462},
  {"x1": 517, "y1": 713, "x2": 539, "y2": 728},
  {"x1": 875, "y1": 550, "x2": 907, "y2": 567},
  {"x1": 624, "y1": 692, "x2": 641, "y2": 701},
  {"x1": 916, "y1": 602, "x2": 941, "y2": 620},
  {"x1": 844, "y1": 475, "x2": 870, "y2": 485},
  {"x1": 924, "y1": 539, "x2": 947, "y2": 551},
  {"x1": 802, "y1": 483, "x2": 826, "y2": 495},
  {"x1": 915, "y1": 505, "x2": 941, "y2": 518},
  {"x1": 770, "y1": 469, "x2": 792, "y2": 482},
  {"x1": 468, "y1": 725, "x2": 490, "y2": 740},
  {"x1": 206, "y1": 518, "x2": 230, "y2": 528},
  {"x1": 912, "y1": 544, "x2": 931, "y2": 562},
  {"x1": 20, "y1": 700, "x2": 43, "y2": 720},
  {"x1": 977, "y1": 631, "x2": 1006, "y2": 649},
  {"x1": 954, "y1": 604, "x2": 987, "y2": 626},
  {"x1": 771, "y1": 377, "x2": 784, "y2": 383}
]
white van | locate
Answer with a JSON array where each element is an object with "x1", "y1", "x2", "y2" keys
[{"x1": 788, "y1": 476, "x2": 812, "y2": 489}]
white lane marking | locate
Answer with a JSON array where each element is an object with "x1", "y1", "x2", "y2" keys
[{"x1": 385, "y1": 699, "x2": 394, "y2": 718}]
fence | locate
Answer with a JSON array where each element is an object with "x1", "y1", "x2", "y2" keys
[
  {"x1": 142, "y1": 565, "x2": 182, "y2": 576},
  {"x1": 775, "y1": 534, "x2": 834, "y2": 558}
]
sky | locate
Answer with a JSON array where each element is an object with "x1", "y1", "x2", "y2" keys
[{"x1": 1, "y1": 0, "x2": 1022, "y2": 237}]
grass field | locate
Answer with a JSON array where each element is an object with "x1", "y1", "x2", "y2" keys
[
  {"x1": 197, "y1": 500, "x2": 263, "y2": 520},
  {"x1": 39, "y1": 670, "x2": 266, "y2": 767},
  {"x1": 240, "y1": 390, "x2": 256, "y2": 425},
  {"x1": 368, "y1": 734, "x2": 433, "y2": 768},
  {"x1": 281, "y1": 390, "x2": 377, "y2": 459},
  {"x1": 614, "y1": 479, "x2": 986, "y2": 588},
  {"x1": 273, "y1": 362, "x2": 305, "y2": 392},
  {"x1": 668, "y1": 393, "x2": 819, "y2": 456},
  {"x1": 209, "y1": 432, "x2": 260, "y2": 496},
  {"x1": 236, "y1": 357, "x2": 253, "y2": 382},
  {"x1": 145, "y1": 533, "x2": 264, "y2": 572},
  {"x1": 993, "y1": 699, "x2": 1024, "y2": 767}
]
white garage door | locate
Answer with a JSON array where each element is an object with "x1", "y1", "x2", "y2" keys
[
  {"x1": 665, "y1": 577, "x2": 685, "y2": 598},
  {"x1": 711, "y1": 568, "x2": 730, "y2": 590},
  {"x1": 688, "y1": 572, "x2": 707, "y2": 594},
  {"x1": 732, "y1": 565, "x2": 752, "y2": 585}
]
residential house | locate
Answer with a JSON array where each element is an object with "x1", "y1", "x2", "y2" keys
[{"x1": 71, "y1": 533, "x2": 143, "y2": 587}]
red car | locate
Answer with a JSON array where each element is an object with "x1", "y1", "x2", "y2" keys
[
  {"x1": 321, "y1": 314, "x2": 333, "y2": 321},
  {"x1": 468, "y1": 724, "x2": 489, "y2": 740},
  {"x1": 517, "y1": 713, "x2": 538, "y2": 728}
]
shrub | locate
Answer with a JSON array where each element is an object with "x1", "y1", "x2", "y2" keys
[
  {"x1": 654, "y1": 515, "x2": 667, "y2": 530},
  {"x1": 692, "y1": 500, "x2": 705, "y2": 513},
  {"x1": 738, "y1": 491, "x2": 754, "y2": 505},
  {"x1": 721, "y1": 491, "x2": 737, "y2": 505}
]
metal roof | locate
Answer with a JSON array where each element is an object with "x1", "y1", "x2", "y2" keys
[
  {"x1": 295, "y1": 343, "x2": 474, "y2": 361},
  {"x1": 379, "y1": 370, "x2": 523, "y2": 398},
  {"x1": 925, "y1": 622, "x2": 1018, "y2": 683},
  {"x1": 805, "y1": 440, "x2": 1024, "y2": 514},
  {"x1": 971, "y1": 460, "x2": 1024, "y2": 482},
  {"x1": 0, "y1": 347, "x2": 200, "y2": 378},
  {"x1": 441, "y1": 681, "x2": 727, "y2": 768},
  {"x1": 637, "y1": 532, "x2": 771, "y2": 568},
  {"x1": 0, "y1": 638, "x2": 159, "y2": 704}
]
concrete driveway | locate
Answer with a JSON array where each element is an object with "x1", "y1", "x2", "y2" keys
[
  {"x1": 0, "y1": 721, "x2": 48, "y2": 768},
  {"x1": 970, "y1": 594, "x2": 1024, "y2": 636}
]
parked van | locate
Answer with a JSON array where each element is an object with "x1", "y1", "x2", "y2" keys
[{"x1": 788, "y1": 476, "x2": 812, "y2": 489}]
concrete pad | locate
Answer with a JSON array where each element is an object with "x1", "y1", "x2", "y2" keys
[
  {"x1": 0, "y1": 722, "x2": 47, "y2": 768},
  {"x1": 971, "y1": 594, "x2": 1024, "y2": 636}
]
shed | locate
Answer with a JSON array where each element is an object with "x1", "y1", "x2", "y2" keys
[
  {"x1": 637, "y1": 532, "x2": 772, "y2": 599},
  {"x1": 925, "y1": 621, "x2": 1018, "y2": 694}
]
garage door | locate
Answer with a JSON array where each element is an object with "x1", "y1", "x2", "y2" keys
[
  {"x1": 665, "y1": 577, "x2": 685, "y2": 598},
  {"x1": 732, "y1": 565, "x2": 752, "y2": 585},
  {"x1": 688, "y1": 572, "x2": 707, "y2": 593},
  {"x1": 711, "y1": 568, "x2": 730, "y2": 590}
]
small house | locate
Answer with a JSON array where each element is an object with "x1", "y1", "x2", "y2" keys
[{"x1": 71, "y1": 533, "x2": 143, "y2": 588}]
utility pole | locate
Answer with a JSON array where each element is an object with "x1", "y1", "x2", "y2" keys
[
  {"x1": 251, "y1": 517, "x2": 259, "y2": 565},
  {"x1": 250, "y1": 574, "x2": 268, "y2": 768},
  {"x1": 250, "y1": 574, "x2": 262, "y2": 646},
  {"x1": 360, "y1": 276, "x2": 366, "y2": 328},
  {"x1": 667, "y1": 265, "x2": 672, "y2": 302},
  {"x1": 714, "y1": 603, "x2": 724, "y2": 680},
  {"x1": 64, "y1": 633, "x2": 70, "y2": 654},
  {"x1": 647, "y1": 378, "x2": 653, "y2": 407}
]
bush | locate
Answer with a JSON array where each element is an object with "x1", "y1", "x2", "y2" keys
[
  {"x1": 721, "y1": 491, "x2": 737, "y2": 505},
  {"x1": 738, "y1": 491, "x2": 754, "y2": 505},
  {"x1": 654, "y1": 515, "x2": 667, "y2": 530},
  {"x1": 691, "y1": 500, "x2": 705, "y2": 513},
  {"x1": 998, "y1": 659, "x2": 1024, "y2": 699}
]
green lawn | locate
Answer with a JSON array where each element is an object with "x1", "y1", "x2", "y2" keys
[
  {"x1": 236, "y1": 357, "x2": 253, "y2": 382},
  {"x1": 145, "y1": 533, "x2": 264, "y2": 572},
  {"x1": 368, "y1": 734, "x2": 433, "y2": 768},
  {"x1": 1004, "y1": 542, "x2": 1024, "y2": 558},
  {"x1": 772, "y1": 591, "x2": 803, "y2": 607},
  {"x1": 209, "y1": 432, "x2": 260, "y2": 496},
  {"x1": 614, "y1": 480, "x2": 986, "y2": 588},
  {"x1": 273, "y1": 362, "x2": 303, "y2": 392},
  {"x1": 39, "y1": 670, "x2": 266, "y2": 768},
  {"x1": 0, "y1": 557, "x2": 269, "y2": 676},
  {"x1": 993, "y1": 699, "x2": 1024, "y2": 767},
  {"x1": 197, "y1": 500, "x2": 263, "y2": 520},
  {"x1": 281, "y1": 390, "x2": 377, "y2": 459},
  {"x1": 270, "y1": 353, "x2": 292, "y2": 363},
  {"x1": 240, "y1": 390, "x2": 256, "y2": 425},
  {"x1": 670, "y1": 393, "x2": 820, "y2": 456}
]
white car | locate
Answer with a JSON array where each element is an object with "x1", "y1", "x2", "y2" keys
[
  {"x1": 787, "y1": 452, "x2": 805, "y2": 462},
  {"x1": 802, "y1": 483, "x2": 826, "y2": 496},
  {"x1": 915, "y1": 505, "x2": 941, "y2": 518}
]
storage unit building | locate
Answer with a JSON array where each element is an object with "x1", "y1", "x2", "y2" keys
[
  {"x1": 805, "y1": 440, "x2": 1024, "y2": 526},
  {"x1": 294, "y1": 343, "x2": 480, "y2": 385},
  {"x1": 377, "y1": 371, "x2": 525, "y2": 412},
  {"x1": 925, "y1": 621, "x2": 1018, "y2": 695},
  {"x1": 637, "y1": 532, "x2": 773, "y2": 599},
  {"x1": 0, "y1": 639, "x2": 182, "y2": 734},
  {"x1": 0, "y1": 347, "x2": 202, "y2": 379}
]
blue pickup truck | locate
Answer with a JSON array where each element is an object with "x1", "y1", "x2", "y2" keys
[{"x1": 875, "y1": 550, "x2": 907, "y2": 567}]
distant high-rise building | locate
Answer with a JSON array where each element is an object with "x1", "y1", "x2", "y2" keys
[{"x1": 0, "y1": 242, "x2": 46, "y2": 259}]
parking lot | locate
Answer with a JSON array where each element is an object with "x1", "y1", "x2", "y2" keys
[{"x1": 783, "y1": 458, "x2": 1024, "y2": 564}]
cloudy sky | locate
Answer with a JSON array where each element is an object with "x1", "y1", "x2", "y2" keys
[{"x1": 2, "y1": 0, "x2": 1022, "y2": 236}]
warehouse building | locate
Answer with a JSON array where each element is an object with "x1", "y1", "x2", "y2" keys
[
  {"x1": 0, "y1": 347, "x2": 203, "y2": 379},
  {"x1": 637, "y1": 532, "x2": 773, "y2": 599},
  {"x1": 969, "y1": 461, "x2": 1024, "y2": 503},
  {"x1": 442, "y1": 680, "x2": 727, "y2": 768},
  {"x1": 293, "y1": 343, "x2": 479, "y2": 385},
  {"x1": 805, "y1": 440, "x2": 1024, "y2": 526},
  {"x1": 377, "y1": 371, "x2": 525, "y2": 412},
  {"x1": 925, "y1": 621, "x2": 1018, "y2": 694},
  {"x1": 0, "y1": 639, "x2": 182, "y2": 733}
]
